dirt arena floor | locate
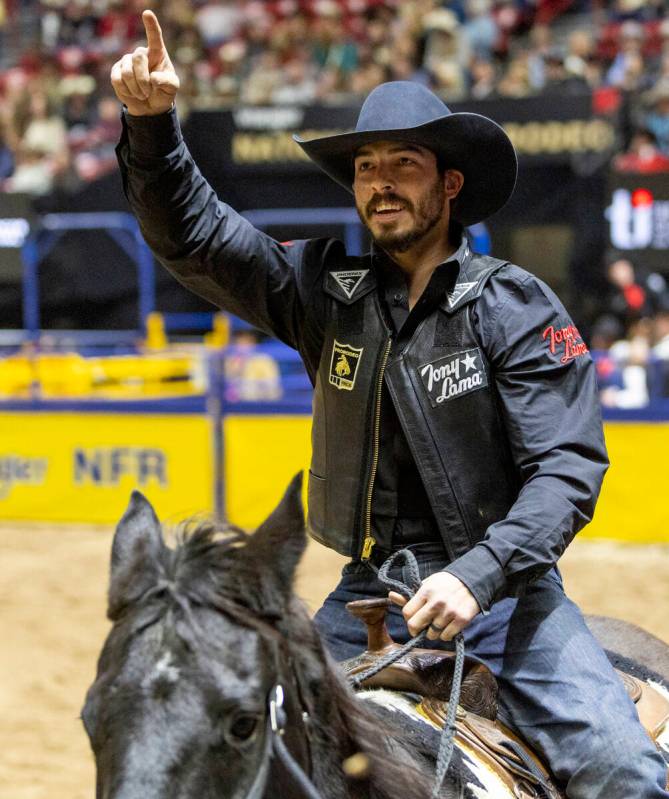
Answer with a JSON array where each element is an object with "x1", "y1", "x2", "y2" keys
[{"x1": 1, "y1": 523, "x2": 668, "y2": 799}]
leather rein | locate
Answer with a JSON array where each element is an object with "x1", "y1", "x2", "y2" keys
[{"x1": 236, "y1": 548, "x2": 467, "y2": 799}]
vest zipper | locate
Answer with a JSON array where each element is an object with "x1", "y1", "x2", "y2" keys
[{"x1": 361, "y1": 337, "x2": 392, "y2": 561}]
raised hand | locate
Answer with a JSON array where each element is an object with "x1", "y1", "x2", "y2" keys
[{"x1": 111, "y1": 10, "x2": 179, "y2": 116}]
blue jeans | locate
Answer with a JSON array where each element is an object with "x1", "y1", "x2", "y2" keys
[{"x1": 313, "y1": 543, "x2": 669, "y2": 799}]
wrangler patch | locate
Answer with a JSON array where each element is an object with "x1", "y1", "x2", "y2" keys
[
  {"x1": 329, "y1": 340, "x2": 363, "y2": 391},
  {"x1": 331, "y1": 270, "x2": 369, "y2": 299},
  {"x1": 419, "y1": 348, "x2": 487, "y2": 407},
  {"x1": 446, "y1": 281, "x2": 477, "y2": 308},
  {"x1": 542, "y1": 323, "x2": 589, "y2": 364}
]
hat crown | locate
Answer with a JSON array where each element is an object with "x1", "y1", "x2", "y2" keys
[{"x1": 355, "y1": 81, "x2": 452, "y2": 133}]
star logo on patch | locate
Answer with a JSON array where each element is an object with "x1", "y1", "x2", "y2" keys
[
  {"x1": 331, "y1": 270, "x2": 369, "y2": 299},
  {"x1": 461, "y1": 351, "x2": 477, "y2": 372}
]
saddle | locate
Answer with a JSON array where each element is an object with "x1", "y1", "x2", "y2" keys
[{"x1": 342, "y1": 598, "x2": 669, "y2": 799}]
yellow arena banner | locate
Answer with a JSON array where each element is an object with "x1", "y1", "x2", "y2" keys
[
  {"x1": 585, "y1": 422, "x2": 669, "y2": 544},
  {"x1": 223, "y1": 415, "x2": 312, "y2": 529},
  {"x1": 0, "y1": 409, "x2": 666, "y2": 543},
  {"x1": 0, "y1": 411, "x2": 213, "y2": 524}
]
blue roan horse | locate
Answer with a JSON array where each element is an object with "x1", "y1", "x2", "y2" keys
[{"x1": 82, "y1": 475, "x2": 669, "y2": 799}]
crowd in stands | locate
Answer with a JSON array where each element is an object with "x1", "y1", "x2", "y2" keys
[
  {"x1": 592, "y1": 256, "x2": 669, "y2": 408},
  {"x1": 1, "y1": 1, "x2": 669, "y2": 406},
  {"x1": 0, "y1": 0, "x2": 668, "y2": 195}
]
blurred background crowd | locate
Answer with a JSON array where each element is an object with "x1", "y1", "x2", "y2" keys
[
  {"x1": 1, "y1": 0, "x2": 668, "y2": 193},
  {"x1": 0, "y1": 0, "x2": 668, "y2": 408}
]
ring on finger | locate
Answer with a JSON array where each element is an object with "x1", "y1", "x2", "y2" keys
[{"x1": 429, "y1": 622, "x2": 446, "y2": 633}]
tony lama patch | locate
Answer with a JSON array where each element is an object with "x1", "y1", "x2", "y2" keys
[
  {"x1": 419, "y1": 348, "x2": 487, "y2": 407},
  {"x1": 542, "y1": 323, "x2": 589, "y2": 364},
  {"x1": 329, "y1": 340, "x2": 364, "y2": 390}
]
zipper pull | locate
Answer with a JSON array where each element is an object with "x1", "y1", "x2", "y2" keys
[{"x1": 361, "y1": 535, "x2": 376, "y2": 561}]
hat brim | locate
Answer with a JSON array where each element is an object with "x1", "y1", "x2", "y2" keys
[{"x1": 294, "y1": 112, "x2": 517, "y2": 226}]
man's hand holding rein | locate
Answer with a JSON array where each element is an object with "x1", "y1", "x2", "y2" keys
[{"x1": 389, "y1": 571, "x2": 481, "y2": 642}]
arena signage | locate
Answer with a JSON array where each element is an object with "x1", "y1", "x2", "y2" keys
[
  {"x1": 0, "y1": 454, "x2": 48, "y2": 498},
  {"x1": 73, "y1": 447, "x2": 168, "y2": 487},
  {"x1": 186, "y1": 93, "x2": 617, "y2": 179},
  {"x1": 0, "y1": 411, "x2": 213, "y2": 523},
  {"x1": 605, "y1": 173, "x2": 669, "y2": 270}
]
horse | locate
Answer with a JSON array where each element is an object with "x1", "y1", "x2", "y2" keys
[{"x1": 82, "y1": 474, "x2": 669, "y2": 798}]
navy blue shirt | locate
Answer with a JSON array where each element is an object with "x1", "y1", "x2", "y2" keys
[{"x1": 372, "y1": 241, "x2": 469, "y2": 552}]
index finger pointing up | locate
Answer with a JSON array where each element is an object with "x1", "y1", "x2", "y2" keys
[{"x1": 142, "y1": 10, "x2": 165, "y2": 59}]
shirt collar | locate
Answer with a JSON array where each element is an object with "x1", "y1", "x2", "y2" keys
[{"x1": 373, "y1": 234, "x2": 469, "y2": 290}]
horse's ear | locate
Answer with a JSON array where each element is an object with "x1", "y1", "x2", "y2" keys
[
  {"x1": 108, "y1": 491, "x2": 165, "y2": 618},
  {"x1": 245, "y1": 472, "x2": 306, "y2": 594}
]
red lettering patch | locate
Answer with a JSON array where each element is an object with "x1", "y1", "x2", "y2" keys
[{"x1": 541, "y1": 323, "x2": 589, "y2": 364}]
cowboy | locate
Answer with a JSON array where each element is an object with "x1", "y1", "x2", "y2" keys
[{"x1": 111, "y1": 11, "x2": 668, "y2": 797}]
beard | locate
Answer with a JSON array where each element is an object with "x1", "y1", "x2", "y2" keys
[{"x1": 356, "y1": 176, "x2": 446, "y2": 254}]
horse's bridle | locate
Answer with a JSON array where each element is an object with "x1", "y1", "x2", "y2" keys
[
  {"x1": 239, "y1": 629, "x2": 325, "y2": 799},
  {"x1": 240, "y1": 682, "x2": 323, "y2": 799}
]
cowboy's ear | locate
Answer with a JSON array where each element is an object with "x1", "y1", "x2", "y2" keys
[
  {"x1": 108, "y1": 491, "x2": 166, "y2": 619},
  {"x1": 244, "y1": 472, "x2": 306, "y2": 595},
  {"x1": 444, "y1": 168, "x2": 464, "y2": 201}
]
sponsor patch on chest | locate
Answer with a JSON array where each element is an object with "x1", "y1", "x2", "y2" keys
[
  {"x1": 419, "y1": 348, "x2": 487, "y2": 407},
  {"x1": 329, "y1": 340, "x2": 363, "y2": 390},
  {"x1": 330, "y1": 270, "x2": 369, "y2": 299}
]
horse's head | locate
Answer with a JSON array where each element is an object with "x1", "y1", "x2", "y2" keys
[{"x1": 82, "y1": 474, "x2": 315, "y2": 799}]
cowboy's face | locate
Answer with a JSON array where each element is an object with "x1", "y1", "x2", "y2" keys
[{"x1": 352, "y1": 140, "x2": 458, "y2": 255}]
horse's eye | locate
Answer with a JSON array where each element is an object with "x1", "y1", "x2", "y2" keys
[{"x1": 227, "y1": 714, "x2": 260, "y2": 744}]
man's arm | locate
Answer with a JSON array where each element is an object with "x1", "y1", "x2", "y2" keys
[
  {"x1": 392, "y1": 266, "x2": 609, "y2": 641},
  {"x1": 111, "y1": 11, "x2": 326, "y2": 349},
  {"x1": 443, "y1": 266, "x2": 609, "y2": 608}
]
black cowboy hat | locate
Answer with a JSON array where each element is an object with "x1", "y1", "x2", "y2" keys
[{"x1": 294, "y1": 81, "x2": 517, "y2": 226}]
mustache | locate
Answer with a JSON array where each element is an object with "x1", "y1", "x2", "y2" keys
[{"x1": 366, "y1": 193, "x2": 413, "y2": 216}]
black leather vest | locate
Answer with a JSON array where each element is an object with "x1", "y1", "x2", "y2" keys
[{"x1": 307, "y1": 252, "x2": 521, "y2": 560}]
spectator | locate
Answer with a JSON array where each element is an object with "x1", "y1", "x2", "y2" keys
[
  {"x1": 0, "y1": 116, "x2": 14, "y2": 179},
  {"x1": 469, "y1": 56, "x2": 498, "y2": 99},
  {"x1": 70, "y1": 94, "x2": 122, "y2": 182},
  {"x1": 614, "y1": 127, "x2": 669, "y2": 172},
  {"x1": 600, "y1": 317, "x2": 652, "y2": 409},
  {"x1": 605, "y1": 20, "x2": 645, "y2": 87},
  {"x1": 240, "y1": 50, "x2": 281, "y2": 105},
  {"x1": 61, "y1": 74, "x2": 97, "y2": 131},
  {"x1": 348, "y1": 59, "x2": 388, "y2": 98},
  {"x1": 224, "y1": 330, "x2": 281, "y2": 403},
  {"x1": 643, "y1": 79, "x2": 669, "y2": 153},
  {"x1": 526, "y1": 23, "x2": 552, "y2": 90},
  {"x1": 20, "y1": 88, "x2": 67, "y2": 158},
  {"x1": 564, "y1": 29, "x2": 596, "y2": 81},
  {"x1": 653, "y1": 303, "x2": 669, "y2": 354},
  {"x1": 605, "y1": 256, "x2": 668, "y2": 325},
  {"x1": 271, "y1": 52, "x2": 317, "y2": 106},
  {"x1": 421, "y1": 8, "x2": 469, "y2": 98},
  {"x1": 497, "y1": 53, "x2": 532, "y2": 97},
  {"x1": 542, "y1": 46, "x2": 589, "y2": 93},
  {"x1": 194, "y1": 0, "x2": 242, "y2": 49},
  {"x1": 311, "y1": 4, "x2": 358, "y2": 80},
  {"x1": 651, "y1": 301, "x2": 669, "y2": 397},
  {"x1": 463, "y1": 0, "x2": 498, "y2": 60}
]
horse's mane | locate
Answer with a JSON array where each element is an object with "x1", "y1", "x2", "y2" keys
[{"x1": 109, "y1": 519, "x2": 443, "y2": 799}]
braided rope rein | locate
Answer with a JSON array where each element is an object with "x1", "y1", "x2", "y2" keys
[{"x1": 348, "y1": 549, "x2": 466, "y2": 799}]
